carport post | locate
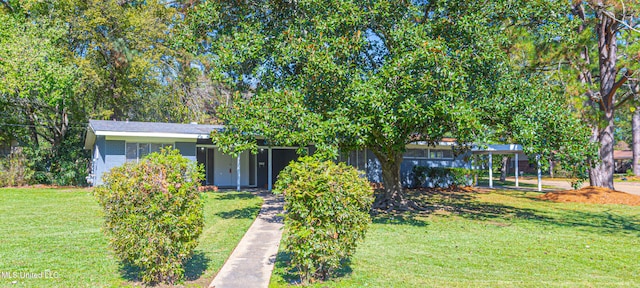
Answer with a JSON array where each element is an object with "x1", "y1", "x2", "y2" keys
[
  {"x1": 515, "y1": 153, "x2": 519, "y2": 187},
  {"x1": 488, "y1": 152, "x2": 493, "y2": 188},
  {"x1": 537, "y1": 154, "x2": 542, "y2": 192},
  {"x1": 236, "y1": 153, "x2": 241, "y2": 191},
  {"x1": 268, "y1": 148, "x2": 273, "y2": 191}
]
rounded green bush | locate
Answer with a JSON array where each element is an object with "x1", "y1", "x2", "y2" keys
[
  {"x1": 275, "y1": 156, "x2": 374, "y2": 283},
  {"x1": 94, "y1": 147, "x2": 204, "y2": 285}
]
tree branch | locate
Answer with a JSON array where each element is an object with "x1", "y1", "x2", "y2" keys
[
  {"x1": 604, "y1": 70, "x2": 631, "y2": 108},
  {"x1": 0, "y1": 0, "x2": 13, "y2": 13},
  {"x1": 600, "y1": 9, "x2": 640, "y2": 34},
  {"x1": 614, "y1": 91, "x2": 634, "y2": 110}
]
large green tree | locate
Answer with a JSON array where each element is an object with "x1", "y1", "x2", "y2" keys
[
  {"x1": 0, "y1": 10, "x2": 90, "y2": 184},
  {"x1": 195, "y1": 1, "x2": 590, "y2": 209},
  {"x1": 0, "y1": 12, "x2": 78, "y2": 149}
]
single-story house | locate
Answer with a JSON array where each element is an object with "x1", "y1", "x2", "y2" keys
[{"x1": 84, "y1": 120, "x2": 527, "y2": 189}]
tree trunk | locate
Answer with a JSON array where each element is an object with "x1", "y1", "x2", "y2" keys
[
  {"x1": 372, "y1": 150, "x2": 406, "y2": 210},
  {"x1": 586, "y1": 9, "x2": 622, "y2": 190},
  {"x1": 589, "y1": 112, "x2": 615, "y2": 189},
  {"x1": 633, "y1": 107, "x2": 640, "y2": 176},
  {"x1": 27, "y1": 106, "x2": 39, "y2": 148},
  {"x1": 499, "y1": 156, "x2": 509, "y2": 182}
]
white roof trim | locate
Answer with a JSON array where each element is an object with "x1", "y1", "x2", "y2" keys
[{"x1": 94, "y1": 131, "x2": 205, "y2": 139}]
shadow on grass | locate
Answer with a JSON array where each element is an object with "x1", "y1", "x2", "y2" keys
[
  {"x1": 548, "y1": 209, "x2": 640, "y2": 235},
  {"x1": 119, "y1": 251, "x2": 211, "y2": 282},
  {"x1": 216, "y1": 206, "x2": 260, "y2": 219},
  {"x1": 476, "y1": 179, "x2": 545, "y2": 188},
  {"x1": 184, "y1": 251, "x2": 211, "y2": 281},
  {"x1": 119, "y1": 261, "x2": 141, "y2": 282},
  {"x1": 379, "y1": 189, "x2": 640, "y2": 235},
  {"x1": 372, "y1": 214, "x2": 428, "y2": 227},
  {"x1": 272, "y1": 251, "x2": 300, "y2": 285},
  {"x1": 211, "y1": 192, "x2": 257, "y2": 201},
  {"x1": 272, "y1": 251, "x2": 353, "y2": 285}
]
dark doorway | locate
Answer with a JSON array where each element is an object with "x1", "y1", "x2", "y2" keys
[
  {"x1": 196, "y1": 147, "x2": 206, "y2": 185},
  {"x1": 272, "y1": 149, "x2": 299, "y2": 185},
  {"x1": 256, "y1": 148, "x2": 301, "y2": 189},
  {"x1": 257, "y1": 149, "x2": 269, "y2": 188}
]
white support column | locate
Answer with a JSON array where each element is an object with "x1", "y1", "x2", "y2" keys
[
  {"x1": 236, "y1": 153, "x2": 241, "y2": 192},
  {"x1": 470, "y1": 157, "x2": 475, "y2": 186},
  {"x1": 537, "y1": 154, "x2": 542, "y2": 192},
  {"x1": 514, "y1": 153, "x2": 519, "y2": 187},
  {"x1": 488, "y1": 152, "x2": 493, "y2": 188},
  {"x1": 268, "y1": 148, "x2": 273, "y2": 191}
]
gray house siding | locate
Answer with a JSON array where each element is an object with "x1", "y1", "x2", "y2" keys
[
  {"x1": 91, "y1": 136, "x2": 105, "y2": 186},
  {"x1": 340, "y1": 148, "x2": 469, "y2": 188},
  {"x1": 91, "y1": 138, "x2": 126, "y2": 186}
]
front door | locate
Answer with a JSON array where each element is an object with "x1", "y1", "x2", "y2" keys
[{"x1": 214, "y1": 149, "x2": 236, "y2": 187}]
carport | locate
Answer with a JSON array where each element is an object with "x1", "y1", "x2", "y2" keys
[{"x1": 472, "y1": 144, "x2": 542, "y2": 192}]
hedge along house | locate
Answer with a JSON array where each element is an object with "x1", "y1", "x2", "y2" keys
[{"x1": 85, "y1": 120, "x2": 528, "y2": 190}]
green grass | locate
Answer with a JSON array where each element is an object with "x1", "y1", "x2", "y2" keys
[
  {"x1": 0, "y1": 188, "x2": 262, "y2": 287},
  {"x1": 615, "y1": 174, "x2": 640, "y2": 183},
  {"x1": 476, "y1": 178, "x2": 561, "y2": 189},
  {"x1": 271, "y1": 189, "x2": 640, "y2": 287}
]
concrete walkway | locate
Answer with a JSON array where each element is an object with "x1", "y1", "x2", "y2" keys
[{"x1": 209, "y1": 191, "x2": 284, "y2": 288}]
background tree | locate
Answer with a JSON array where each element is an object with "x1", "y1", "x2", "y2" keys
[
  {"x1": 0, "y1": 0, "x2": 223, "y2": 185},
  {"x1": 532, "y1": 1, "x2": 640, "y2": 188},
  {"x1": 0, "y1": 11, "x2": 88, "y2": 184}
]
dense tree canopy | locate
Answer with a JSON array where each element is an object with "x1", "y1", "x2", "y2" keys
[
  {"x1": 200, "y1": 0, "x2": 591, "y2": 209},
  {"x1": 0, "y1": 0, "x2": 217, "y2": 185},
  {"x1": 0, "y1": 0, "x2": 604, "y2": 192}
]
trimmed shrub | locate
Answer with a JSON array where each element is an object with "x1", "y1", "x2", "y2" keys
[
  {"x1": 412, "y1": 166, "x2": 476, "y2": 188},
  {"x1": 274, "y1": 156, "x2": 373, "y2": 283},
  {"x1": 95, "y1": 148, "x2": 204, "y2": 285}
]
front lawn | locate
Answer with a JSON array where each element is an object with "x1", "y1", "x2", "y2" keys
[
  {"x1": 271, "y1": 189, "x2": 640, "y2": 287},
  {"x1": 0, "y1": 188, "x2": 262, "y2": 287}
]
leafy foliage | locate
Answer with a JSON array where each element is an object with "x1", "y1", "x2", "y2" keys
[
  {"x1": 0, "y1": 1, "x2": 220, "y2": 187},
  {"x1": 525, "y1": 1, "x2": 640, "y2": 188},
  {"x1": 274, "y1": 156, "x2": 373, "y2": 283},
  {"x1": 94, "y1": 148, "x2": 204, "y2": 285},
  {"x1": 200, "y1": 0, "x2": 591, "y2": 209}
]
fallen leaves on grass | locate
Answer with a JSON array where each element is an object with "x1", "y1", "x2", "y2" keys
[
  {"x1": 198, "y1": 185, "x2": 219, "y2": 192},
  {"x1": 540, "y1": 186, "x2": 640, "y2": 206}
]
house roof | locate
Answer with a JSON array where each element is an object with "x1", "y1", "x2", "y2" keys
[
  {"x1": 84, "y1": 120, "x2": 224, "y2": 149},
  {"x1": 614, "y1": 150, "x2": 633, "y2": 160}
]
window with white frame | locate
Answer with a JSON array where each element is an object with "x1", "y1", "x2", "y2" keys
[
  {"x1": 403, "y1": 148, "x2": 428, "y2": 158},
  {"x1": 337, "y1": 150, "x2": 367, "y2": 171},
  {"x1": 429, "y1": 149, "x2": 453, "y2": 159},
  {"x1": 403, "y1": 148, "x2": 453, "y2": 159},
  {"x1": 125, "y1": 142, "x2": 172, "y2": 162}
]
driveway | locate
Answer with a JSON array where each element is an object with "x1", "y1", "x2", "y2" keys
[{"x1": 514, "y1": 177, "x2": 640, "y2": 196}]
